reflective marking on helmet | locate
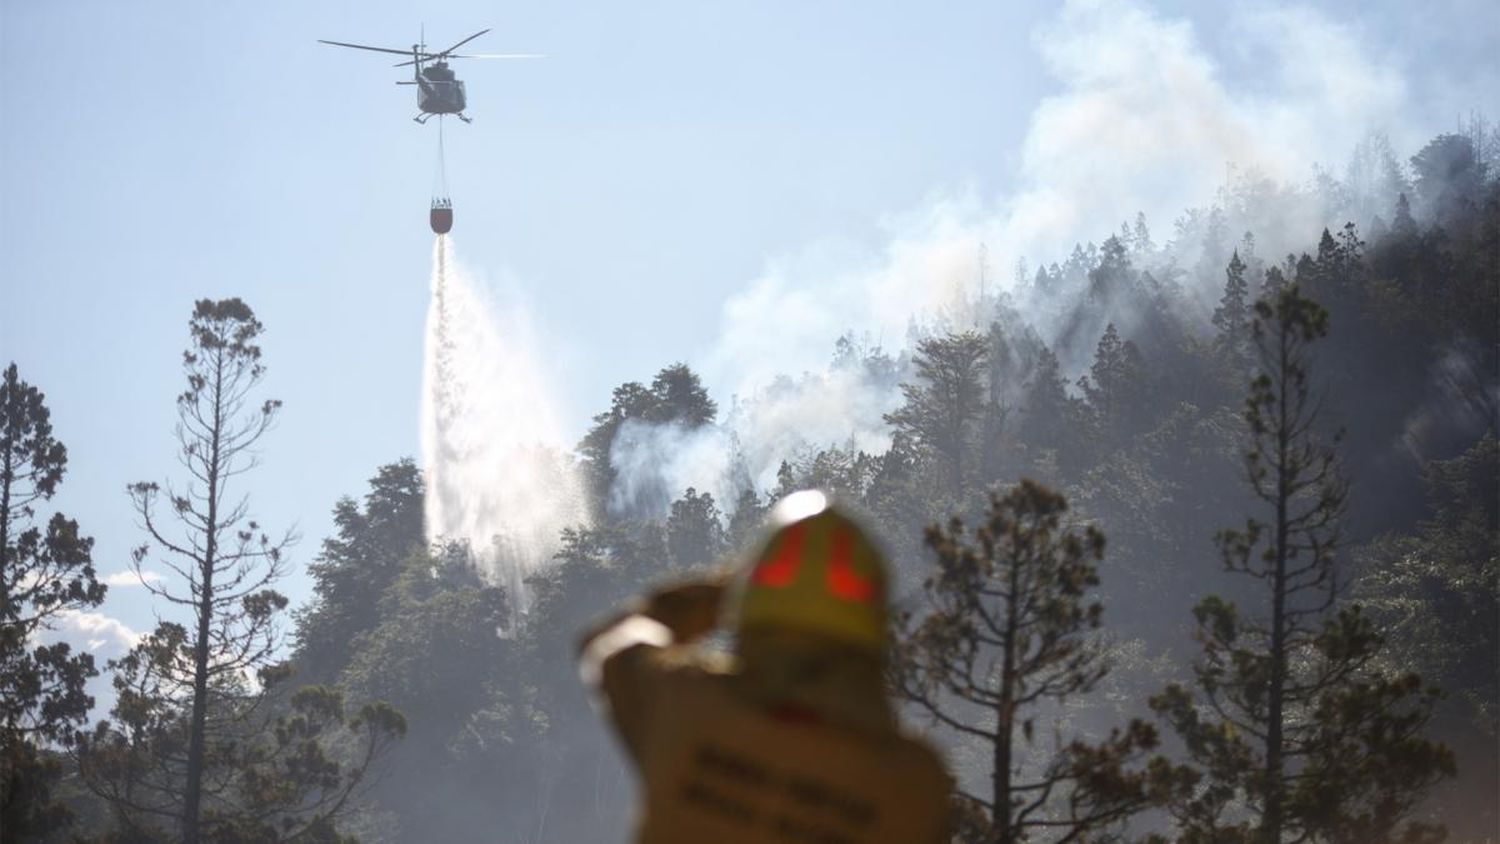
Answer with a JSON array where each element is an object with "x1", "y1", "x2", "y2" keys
[
  {"x1": 752, "y1": 523, "x2": 806, "y2": 588},
  {"x1": 826, "y1": 528, "x2": 875, "y2": 603}
]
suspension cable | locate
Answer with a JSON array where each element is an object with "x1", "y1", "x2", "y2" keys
[{"x1": 433, "y1": 116, "x2": 450, "y2": 202}]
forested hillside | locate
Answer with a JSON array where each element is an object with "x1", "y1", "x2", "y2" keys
[{"x1": 4, "y1": 128, "x2": 1496, "y2": 841}]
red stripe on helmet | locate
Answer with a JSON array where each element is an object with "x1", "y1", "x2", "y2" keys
[
  {"x1": 752, "y1": 523, "x2": 806, "y2": 588},
  {"x1": 826, "y1": 529, "x2": 875, "y2": 603}
]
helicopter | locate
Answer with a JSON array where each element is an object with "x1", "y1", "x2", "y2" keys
[{"x1": 319, "y1": 28, "x2": 543, "y2": 124}]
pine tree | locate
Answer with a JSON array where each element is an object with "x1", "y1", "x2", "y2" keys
[
  {"x1": 1195, "y1": 206, "x2": 1230, "y2": 290},
  {"x1": 333, "y1": 542, "x2": 517, "y2": 841},
  {"x1": 979, "y1": 323, "x2": 1018, "y2": 484},
  {"x1": 140, "y1": 300, "x2": 291, "y2": 842},
  {"x1": 1239, "y1": 232, "x2": 1264, "y2": 287},
  {"x1": 1391, "y1": 191, "x2": 1418, "y2": 240},
  {"x1": 0, "y1": 363, "x2": 107, "y2": 838},
  {"x1": 1151, "y1": 285, "x2": 1453, "y2": 841},
  {"x1": 578, "y1": 364, "x2": 717, "y2": 519},
  {"x1": 1077, "y1": 323, "x2": 1148, "y2": 446},
  {"x1": 1356, "y1": 432, "x2": 1499, "y2": 732},
  {"x1": 726, "y1": 487, "x2": 767, "y2": 549},
  {"x1": 1017, "y1": 345, "x2": 1080, "y2": 478},
  {"x1": 645, "y1": 363, "x2": 717, "y2": 427},
  {"x1": 1133, "y1": 211, "x2": 1155, "y2": 254},
  {"x1": 1410, "y1": 133, "x2": 1486, "y2": 222},
  {"x1": 82, "y1": 625, "x2": 405, "y2": 842},
  {"x1": 1087, "y1": 235, "x2": 1135, "y2": 306},
  {"x1": 1261, "y1": 264, "x2": 1288, "y2": 300},
  {"x1": 294, "y1": 459, "x2": 425, "y2": 684},
  {"x1": 1345, "y1": 131, "x2": 1410, "y2": 224},
  {"x1": 799, "y1": 445, "x2": 879, "y2": 502},
  {"x1": 1032, "y1": 265, "x2": 1057, "y2": 299},
  {"x1": 884, "y1": 331, "x2": 989, "y2": 498},
  {"x1": 1212, "y1": 251, "x2": 1252, "y2": 363},
  {"x1": 665, "y1": 487, "x2": 727, "y2": 567},
  {"x1": 79, "y1": 300, "x2": 403, "y2": 842},
  {"x1": 891, "y1": 481, "x2": 1190, "y2": 842}
]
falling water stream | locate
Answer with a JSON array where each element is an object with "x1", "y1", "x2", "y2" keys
[{"x1": 420, "y1": 236, "x2": 587, "y2": 622}]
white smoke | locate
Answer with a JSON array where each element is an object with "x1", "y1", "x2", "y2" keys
[
  {"x1": 711, "y1": 0, "x2": 1407, "y2": 388},
  {"x1": 421, "y1": 237, "x2": 588, "y2": 615},
  {"x1": 607, "y1": 358, "x2": 903, "y2": 516},
  {"x1": 608, "y1": 419, "x2": 733, "y2": 517},
  {"x1": 612, "y1": 0, "x2": 1429, "y2": 520}
]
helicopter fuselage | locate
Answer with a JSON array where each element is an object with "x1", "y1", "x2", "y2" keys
[{"x1": 416, "y1": 61, "x2": 467, "y2": 116}]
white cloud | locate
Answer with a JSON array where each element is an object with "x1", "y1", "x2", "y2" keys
[
  {"x1": 25, "y1": 611, "x2": 143, "y2": 724},
  {"x1": 39, "y1": 609, "x2": 142, "y2": 655},
  {"x1": 103, "y1": 569, "x2": 163, "y2": 587}
]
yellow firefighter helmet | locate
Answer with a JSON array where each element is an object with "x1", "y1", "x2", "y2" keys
[{"x1": 733, "y1": 490, "x2": 889, "y2": 652}]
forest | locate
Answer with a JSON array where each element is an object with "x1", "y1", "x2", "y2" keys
[{"x1": 2, "y1": 126, "x2": 1497, "y2": 843}]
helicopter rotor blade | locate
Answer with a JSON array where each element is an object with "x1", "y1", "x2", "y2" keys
[
  {"x1": 394, "y1": 52, "x2": 544, "y2": 66},
  {"x1": 436, "y1": 28, "x2": 491, "y2": 57},
  {"x1": 450, "y1": 53, "x2": 547, "y2": 59},
  {"x1": 318, "y1": 39, "x2": 414, "y2": 57},
  {"x1": 393, "y1": 51, "x2": 458, "y2": 67}
]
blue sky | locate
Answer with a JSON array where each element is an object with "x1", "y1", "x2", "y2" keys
[{"x1": 1, "y1": 0, "x2": 1493, "y2": 701}]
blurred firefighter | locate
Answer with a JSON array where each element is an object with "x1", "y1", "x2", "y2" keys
[{"x1": 579, "y1": 490, "x2": 951, "y2": 843}]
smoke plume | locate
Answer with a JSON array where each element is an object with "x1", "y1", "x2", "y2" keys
[{"x1": 611, "y1": 0, "x2": 1443, "y2": 521}]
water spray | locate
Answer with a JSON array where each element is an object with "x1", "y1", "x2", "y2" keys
[{"x1": 420, "y1": 237, "x2": 588, "y2": 624}]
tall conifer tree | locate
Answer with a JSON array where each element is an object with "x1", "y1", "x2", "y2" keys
[
  {"x1": 79, "y1": 301, "x2": 403, "y2": 842},
  {"x1": 1212, "y1": 251, "x2": 1252, "y2": 363},
  {"x1": 884, "y1": 332, "x2": 989, "y2": 498},
  {"x1": 1152, "y1": 286, "x2": 1453, "y2": 841},
  {"x1": 892, "y1": 481, "x2": 1189, "y2": 842},
  {"x1": 0, "y1": 363, "x2": 106, "y2": 838}
]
